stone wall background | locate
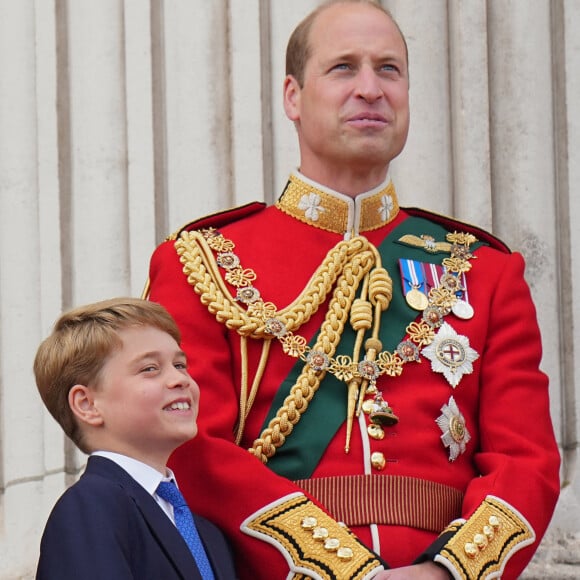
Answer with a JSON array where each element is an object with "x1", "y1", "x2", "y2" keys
[{"x1": 1, "y1": 1, "x2": 579, "y2": 577}]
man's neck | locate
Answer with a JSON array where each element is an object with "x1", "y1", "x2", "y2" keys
[{"x1": 298, "y1": 163, "x2": 390, "y2": 198}]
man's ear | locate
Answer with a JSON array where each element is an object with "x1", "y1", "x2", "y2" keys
[
  {"x1": 69, "y1": 385, "x2": 104, "y2": 427},
  {"x1": 283, "y1": 74, "x2": 301, "y2": 122}
]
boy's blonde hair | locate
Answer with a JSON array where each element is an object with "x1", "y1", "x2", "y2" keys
[{"x1": 34, "y1": 297, "x2": 181, "y2": 453}]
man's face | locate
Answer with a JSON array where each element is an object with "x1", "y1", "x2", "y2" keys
[
  {"x1": 89, "y1": 325, "x2": 199, "y2": 468},
  {"x1": 284, "y1": 3, "x2": 410, "y2": 182}
]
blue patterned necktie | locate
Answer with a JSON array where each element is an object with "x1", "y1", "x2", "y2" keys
[{"x1": 156, "y1": 480, "x2": 216, "y2": 580}]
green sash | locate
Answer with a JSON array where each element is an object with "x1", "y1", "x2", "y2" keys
[{"x1": 263, "y1": 215, "x2": 482, "y2": 479}]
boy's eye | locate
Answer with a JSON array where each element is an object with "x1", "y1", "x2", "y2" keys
[
  {"x1": 174, "y1": 362, "x2": 187, "y2": 370},
  {"x1": 141, "y1": 365, "x2": 158, "y2": 373}
]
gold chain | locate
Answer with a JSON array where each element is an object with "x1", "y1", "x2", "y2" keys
[{"x1": 176, "y1": 228, "x2": 477, "y2": 462}]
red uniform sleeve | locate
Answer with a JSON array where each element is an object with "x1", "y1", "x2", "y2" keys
[{"x1": 422, "y1": 249, "x2": 561, "y2": 579}]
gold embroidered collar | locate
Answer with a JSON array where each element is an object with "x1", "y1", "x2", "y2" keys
[{"x1": 275, "y1": 173, "x2": 400, "y2": 235}]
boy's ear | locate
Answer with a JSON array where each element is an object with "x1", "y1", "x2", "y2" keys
[{"x1": 69, "y1": 385, "x2": 104, "y2": 426}]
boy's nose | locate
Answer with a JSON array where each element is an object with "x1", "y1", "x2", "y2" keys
[{"x1": 167, "y1": 368, "x2": 191, "y2": 389}]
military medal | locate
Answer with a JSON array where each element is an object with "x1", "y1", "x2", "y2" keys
[
  {"x1": 452, "y1": 275, "x2": 474, "y2": 319},
  {"x1": 405, "y1": 287, "x2": 428, "y2": 310},
  {"x1": 436, "y1": 269, "x2": 474, "y2": 320},
  {"x1": 452, "y1": 299, "x2": 474, "y2": 320},
  {"x1": 421, "y1": 322, "x2": 479, "y2": 388},
  {"x1": 400, "y1": 259, "x2": 429, "y2": 311}
]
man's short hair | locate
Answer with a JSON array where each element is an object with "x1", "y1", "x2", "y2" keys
[
  {"x1": 285, "y1": 0, "x2": 408, "y2": 87},
  {"x1": 34, "y1": 297, "x2": 181, "y2": 453}
]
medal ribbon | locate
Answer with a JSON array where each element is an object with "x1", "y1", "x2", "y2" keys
[
  {"x1": 399, "y1": 259, "x2": 426, "y2": 296},
  {"x1": 425, "y1": 263, "x2": 470, "y2": 304},
  {"x1": 424, "y1": 263, "x2": 441, "y2": 291}
]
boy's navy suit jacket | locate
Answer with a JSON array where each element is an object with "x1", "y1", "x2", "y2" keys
[{"x1": 36, "y1": 455, "x2": 237, "y2": 579}]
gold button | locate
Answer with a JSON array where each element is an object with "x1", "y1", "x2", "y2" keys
[
  {"x1": 324, "y1": 538, "x2": 340, "y2": 552},
  {"x1": 371, "y1": 451, "x2": 386, "y2": 470},
  {"x1": 489, "y1": 515, "x2": 500, "y2": 529},
  {"x1": 362, "y1": 399, "x2": 374, "y2": 414},
  {"x1": 483, "y1": 525, "x2": 494, "y2": 541},
  {"x1": 337, "y1": 547, "x2": 354, "y2": 561},
  {"x1": 367, "y1": 424, "x2": 385, "y2": 440},
  {"x1": 474, "y1": 533, "x2": 488, "y2": 550},
  {"x1": 301, "y1": 516, "x2": 317, "y2": 530},
  {"x1": 464, "y1": 543, "x2": 478, "y2": 558},
  {"x1": 312, "y1": 527, "x2": 329, "y2": 541}
]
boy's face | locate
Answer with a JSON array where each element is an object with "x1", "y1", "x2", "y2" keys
[{"x1": 89, "y1": 325, "x2": 199, "y2": 469}]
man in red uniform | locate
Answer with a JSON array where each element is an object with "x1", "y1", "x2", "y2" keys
[{"x1": 146, "y1": 1, "x2": 561, "y2": 578}]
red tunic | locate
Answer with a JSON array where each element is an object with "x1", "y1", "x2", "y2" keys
[{"x1": 147, "y1": 176, "x2": 560, "y2": 579}]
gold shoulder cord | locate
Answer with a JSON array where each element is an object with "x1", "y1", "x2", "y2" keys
[
  {"x1": 175, "y1": 231, "x2": 389, "y2": 450},
  {"x1": 250, "y1": 244, "x2": 390, "y2": 463}
]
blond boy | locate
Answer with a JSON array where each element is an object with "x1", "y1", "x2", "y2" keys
[{"x1": 34, "y1": 298, "x2": 236, "y2": 580}]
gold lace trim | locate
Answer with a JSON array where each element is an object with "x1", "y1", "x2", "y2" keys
[
  {"x1": 436, "y1": 496, "x2": 535, "y2": 579},
  {"x1": 241, "y1": 493, "x2": 384, "y2": 579},
  {"x1": 276, "y1": 173, "x2": 400, "y2": 234}
]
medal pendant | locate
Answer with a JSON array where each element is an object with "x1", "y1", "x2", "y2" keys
[
  {"x1": 406, "y1": 287, "x2": 429, "y2": 311},
  {"x1": 452, "y1": 299, "x2": 474, "y2": 320},
  {"x1": 369, "y1": 392, "x2": 399, "y2": 426},
  {"x1": 371, "y1": 409, "x2": 399, "y2": 426}
]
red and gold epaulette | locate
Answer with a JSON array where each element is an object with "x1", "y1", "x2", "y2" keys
[
  {"x1": 164, "y1": 201, "x2": 266, "y2": 242},
  {"x1": 404, "y1": 207, "x2": 511, "y2": 253}
]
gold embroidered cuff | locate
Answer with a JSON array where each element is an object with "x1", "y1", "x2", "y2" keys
[
  {"x1": 241, "y1": 492, "x2": 384, "y2": 580},
  {"x1": 434, "y1": 495, "x2": 535, "y2": 580}
]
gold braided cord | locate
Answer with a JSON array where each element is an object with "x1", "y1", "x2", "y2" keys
[
  {"x1": 176, "y1": 230, "x2": 381, "y2": 340},
  {"x1": 178, "y1": 232, "x2": 259, "y2": 335},
  {"x1": 237, "y1": 335, "x2": 250, "y2": 443},
  {"x1": 249, "y1": 250, "x2": 380, "y2": 463},
  {"x1": 350, "y1": 297, "x2": 373, "y2": 332},
  {"x1": 345, "y1": 278, "x2": 372, "y2": 453},
  {"x1": 235, "y1": 338, "x2": 272, "y2": 444},
  {"x1": 173, "y1": 224, "x2": 478, "y2": 462},
  {"x1": 176, "y1": 229, "x2": 386, "y2": 450}
]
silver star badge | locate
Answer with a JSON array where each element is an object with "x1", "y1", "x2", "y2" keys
[
  {"x1": 436, "y1": 395, "x2": 471, "y2": 461},
  {"x1": 421, "y1": 322, "x2": 479, "y2": 388}
]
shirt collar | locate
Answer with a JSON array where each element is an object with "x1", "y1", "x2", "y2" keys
[
  {"x1": 275, "y1": 171, "x2": 400, "y2": 237},
  {"x1": 91, "y1": 450, "x2": 176, "y2": 495}
]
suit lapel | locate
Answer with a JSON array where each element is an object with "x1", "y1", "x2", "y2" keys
[{"x1": 85, "y1": 457, "x2": 202, "y2": 580}]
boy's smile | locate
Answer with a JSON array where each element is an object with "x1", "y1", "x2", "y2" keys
[{"x1": 88, "y1": 325, "x2": 199, "y2": 471}]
